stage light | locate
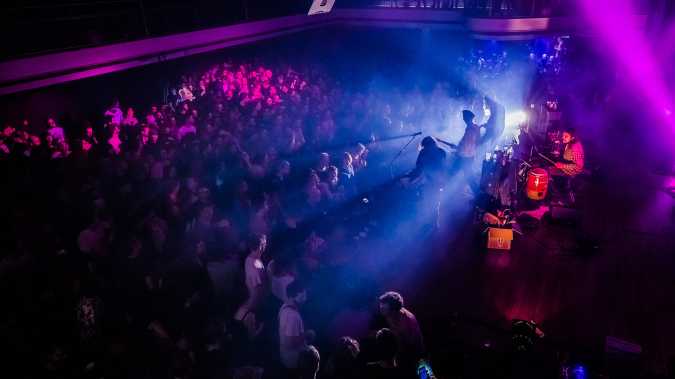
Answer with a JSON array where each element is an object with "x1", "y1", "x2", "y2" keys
[
  {"x1": 572, "y1": 365, "x2": 587, "y2": 379},
  {"x1": 506, "y1": 110, "x2": 527, "y2": 127}
]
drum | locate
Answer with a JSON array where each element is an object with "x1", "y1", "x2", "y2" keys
[{"x1": 526, "y1": 168, "x2": 549, "y2": 200}]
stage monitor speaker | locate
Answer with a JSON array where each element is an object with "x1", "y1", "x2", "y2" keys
[{"x1": 308, "y1": 0, "x2": 336, "y2": 15}]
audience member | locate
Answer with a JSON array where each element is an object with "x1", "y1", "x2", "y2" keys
[
  {"x1": 327, "y1": 336, "x2": 361, "y2": 379},
  {"x1": 297, "y1": 345, "x2": 321, "y2": 379},
  {"x1": 378, "y1": 291, "x2": 425, "y2": 365},
  {"x1": 279, "y1": 281, "x2": 313, "y2": 370},
  {"x1": 365, "y1": 328, "x2": 410, "y2": 379}
]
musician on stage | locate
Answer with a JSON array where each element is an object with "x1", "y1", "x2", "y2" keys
[
  {"x1": 547, "y1": 128, "x2": 584, "y2": 203},
  {"x1": 405, "y1": 136, "x2": 447, "y2": 229},
  {"x1": 409, "y1": 136, "x2": 447, "y2": 184},
  {"x1": 548, "y1": 128, "x2": 584, "y2": 177},
  {"x1": 451, "y1": 110, "x2": 483, "y2": 194}
]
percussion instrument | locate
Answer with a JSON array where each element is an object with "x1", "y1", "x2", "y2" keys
[{"x1": 526, "y1": 168, "x2": 549, "y2": 200}]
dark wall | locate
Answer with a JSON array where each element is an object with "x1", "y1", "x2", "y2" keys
[{"x1": 0, "y1": 0, "x2": 310, "y2": 59}]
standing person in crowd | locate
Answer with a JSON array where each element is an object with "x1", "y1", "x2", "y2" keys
[
  {"x1": 327, "y1": 336, "x2": 362, "y2": 379},
  {"x1": 340, "y1": 152, "x2": 355, "y2": 180},
  {"x1": 297, "y1": 345, "x2": 321, "y2": 379},
  {"x1": 104, "y1": 100, "x2": 123, "y2": 125},
  {"x1": 279, "y1": 280, "x2": 315, "y2": 370},
  {"x1": 377, "y1": 291, "x2": 425, "y2": 369},
  {"x1": 267, "y1": 253, "x2": 296, "y2": 304},
  {"x1": 352, "y1": 143, "x2": 369, "y2": 172},
  {"x1": 47, "y1": 117, "x2": 65, "y2": 144},
  {"x1": 339, "y1": 152, "x2": 356, "y2": 197},
  {"x1": 315, "y1": 152, "x2": 331, "y2": 179},
  {"x1": 122, "y1": 107, "x2": 139, "y2": 127},
  {"x1": 178, "y1": 116, "x2": 197, "y2": 141},
  {"x1": 236, "y1": 234, "x2": 268, "y2": 323},
  {"x1": 365, "y1": 328, "x2": 409, "y2": 379},
  {"x1": 82, "y1": 124, "x2": 98, "y2": 152},
  {"x1": 107, "y1": 125, "x2": 122, "y2": 154}
]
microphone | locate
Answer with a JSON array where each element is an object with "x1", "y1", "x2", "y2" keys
[{"x1": 412, "y1": 131, "x2": 422, "y2": 136}]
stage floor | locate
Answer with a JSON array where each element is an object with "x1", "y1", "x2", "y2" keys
[{"x1": 376, "y1": 173, "x2": 675, "y2": 375}]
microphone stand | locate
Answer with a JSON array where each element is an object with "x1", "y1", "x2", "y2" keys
[
  {"x1": 367, "y1": 131, "x2": 422, "y2": 145},
  {"x1": 388, "y1": 133, "x2": 420, "y2": 179}
]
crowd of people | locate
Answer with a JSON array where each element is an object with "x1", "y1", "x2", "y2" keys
[
  {"x1": 0, "y1": 33, "x2": 577, "y2": 378},
  {"x1": 0, "y1": 58, "x2": 433, "y2": 379}
]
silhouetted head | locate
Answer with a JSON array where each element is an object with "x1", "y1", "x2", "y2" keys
[
  {"x1": 462, "y1": 110, "x2": 475, "y2": 124},
  {"x1": 421, "y1": 136, "x2": 437, "y2": 149},
  {"x1": 378, "y1": 291, "x2": 404, "y2": 317}
]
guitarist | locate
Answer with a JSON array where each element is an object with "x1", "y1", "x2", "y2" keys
[
  {"x1": 450, "y1": 110, "x2": 484, "y2": 194},
  {"x1": 407, "y1": 136, "x2": 447, "y2": 229},
  {"x1": 409, "y1": 136, "x2": 447, "y2": 185}
]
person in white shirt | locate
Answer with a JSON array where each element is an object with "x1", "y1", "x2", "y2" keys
[
  {"x1": 279, "y1": 280, "x2": 314, "y2": 369},
  {"x1": 244, "y1": 234, "x2": 267, "y2": 299},
  {"x1": 104, "y1": 101, "x2": 123, "y2": 125},
  {"x1": 267, "y1": 254, "x2": 296, "y2": 303},
  {"x1": 235, "y1": 234, "x2": 268, "y2": 323}
]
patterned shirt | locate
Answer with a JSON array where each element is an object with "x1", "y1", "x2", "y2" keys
[{"x1": 560, "y1": 140, "x2": 584, "y2": 176}]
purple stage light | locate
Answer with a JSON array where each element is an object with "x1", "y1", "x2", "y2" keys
[{"x1": 575, "y1": 0, "x2": 674, "y2": 133}]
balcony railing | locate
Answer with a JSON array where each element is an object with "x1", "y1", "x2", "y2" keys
[
  {"x1": 0, "y1": 0, "x2": 660, "y2": 60},
  {"x1": 336, "y1": 0, "x2": 655, "y2": 17}
]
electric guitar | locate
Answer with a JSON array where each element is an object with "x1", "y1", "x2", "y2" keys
[{"x1": 434, "y1": 137, "x2": 457, "y2": 150}]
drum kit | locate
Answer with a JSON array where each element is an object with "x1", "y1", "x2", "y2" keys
[
  {"x1": 516, "y1": 127, "x2": 571, "y2": 202},
  {"x1": 482, "y1": 136, "x2": 558, "y2": 204},
  {"x1": 525, "y1": 168, "x2": 549, "y2": 200},
  {"x1": 480, "y1": 144, "x2": 517, "y2": 205}
]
